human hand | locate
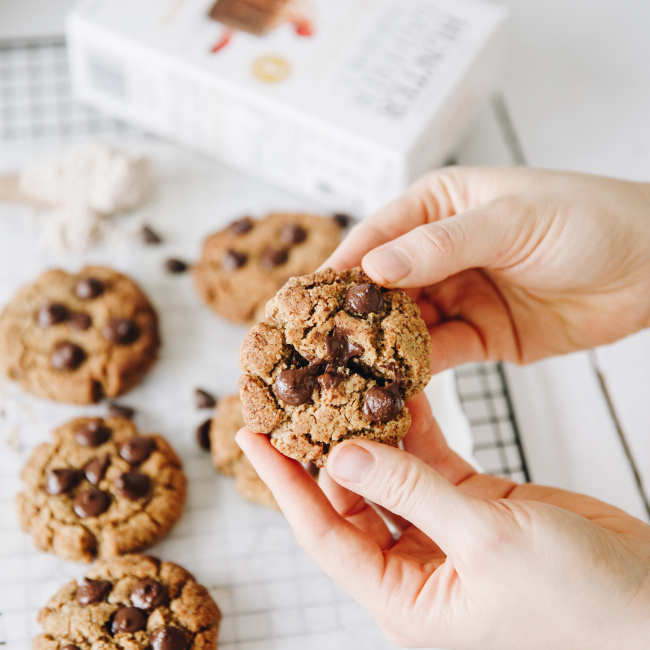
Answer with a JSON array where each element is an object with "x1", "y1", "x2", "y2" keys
[
  {"x1": 237, "y1": 395, "x2": 650, "y2": 649},
  {"x1": 325, "y1": 167, "x2": 650, "y2": 373}
]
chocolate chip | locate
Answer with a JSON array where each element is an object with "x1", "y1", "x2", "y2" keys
[
  {"x1": 141, "y1": 225, "x2": 162, "y2": 244},
  {"x1": 111, "y1": 607, "x2": 148, "y2": 635},
  {"x1": 149, "y1": 627, "x2": 188, "y2": 650},
  {"x1": 260, "y1": 248, "x2": 288, "y2": 271},
  {"x1": 114, "y1": 472, "x2": 150, "y2": 500},
  {"x1": 76, "y1": 577, "x2": 113, "y2": 606},
  {"x1": 108, "y1": 402, "x2": 135, "y2": 419},
  {"x1": 130, "y1": 578, "x2": 168, "y2": 611},
  {"x1": 324, "y1": 328, "x2": 364, "y2": 373},
  {"x1": 222, "y1": 249, "x2": 247, "y2": 271},
  {"x1": 38, "y1": 303, "x2": 68, "y2": 327},
  {"x1": 84, "y1": 454, "x2": 110, "y2": 485},
  {"x1": 75, "y1": 277, "x2": 105, "y2": 300},
  {"x1": 62, "y1": 644, "x2": 81, "y2": 650},
  {"x1": 46, "y1": 468, "x2": 82, "y2": 495},
  {"x1": 345, "y1": 284, "x2": 384, "y2": 314},
  {"x1": 332, "y1": 213, "x2": 351, "y2": 228},
  {"x1": 227, "y1": 217, "x2": 254, "y2": 235},
  {"x1": 279, "y1": 224, "x2": 307, "y2": 246},
  {"x1": 196, "y1": 419, "x2": 212, "y2": 451},
  {"x1": 73, "y1": 488, "x2": 111, "y2": 518},
  {"x1": 317, "y1": 372, "x2": 342, "y2": 391},
  {"x1": 194, "y1": 389, "x2": 216, "y2": 409},
  {"x1": 275, "y1": 367, "x2": 317, "y2": 406},
  {"x1": 119, "y1": 437, "x2": 155, "y2": 464},
  {"x1": 67, "y1": 312, "x2": 92, "y2": 330},
  {"x1": 362, "y1": 376, "x2": 404, "y2": 423},
  {"x1": 165, "y1": 258, "x2": 188, "y2": 274},
  {"x1": 50, "y1": 341, "x2": 86, "y2": 371},
  {"x1": 102, "y1": 318, "x2": 140, "y2": 345},
  {"x1": 75, "y1": 420, "x2": 111, "y2": 447}
]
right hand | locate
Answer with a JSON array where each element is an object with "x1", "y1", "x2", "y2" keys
[{"x1": 325, "y1": 167, "x2": 650, "y2": 373}]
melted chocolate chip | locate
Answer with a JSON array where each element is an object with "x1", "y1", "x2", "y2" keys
[
  {"x1": 46, "y1": 468, "x2": 82, "y2": 495},
  {"x1": 227, "y1": 217, "x2": 254, "y2": 235},
  {"x1": 332, "y1": 213, "x2": 351, "y2": 228},
  {"x1": 141, "y1": 225, "x2": 162, "y2": 244},
  {"x1": 324, "y1": 328, "x2": 364, "y2": 373},
  {"x1": 345, "y1": 284, "x2": 384, "y2": 314},
  {"x1": 222, "y1": 249, "x2": 247, "y2": 271},
  {"x1": 317, "y1": 372, "x2": 342, "y2": 391},
  {"x1": 75, "y1": 420, "x2": 111, "y2": 447},
  {"x1": 149, "y1": 627, "x2": 188, "y2": 650},
  {"x1": 75, "y1": 278, "x2": 105, "y2": 300},
  {"x1": 76, "y1": 577, "x2": 113, "y2": 606},
  {"x1": 50, "y1": 341, "x2": 86, "y2": 371},
  {"x1": 196, "y1": 419, "x2": 212, "y2": 451},
  {"x1": 102, "y1": 318, "x2": 140, "y2": 345},
  {"x1": 279, "y1": 224, "x2": 307, "y2": 246},
  {"x1": 111, "y1": 607, "x2": 148, "y2": 635},
  {"x1": 84, "y1": 454, "x2": 110, "y2": 485},
  {"x1": 130, "y1": 578, "x2": 168, "y2": 611},
  {"x1": 115, "y1": 472, "x2": 150, "y2": 500},
  {"x1": 38, "y1": 303, "x2": 68, "y2": 327},
  {"x1": 165, "y1": 258, "x2": 188, "y2": 274},
  {"x1": 67, "y1": 312, "x2": 92, "y2": 330},
  {"x1": 362, "y1": 375, "x2": 404, "y2": 423},
  {"x1": 73, "y1": 488, "x2": 111, "y2": 518},
  {"x1": 119, "y1": 437, "x2": 154, "y2": 464},
  {"x1": 194, "y1": 388, "x2": 216, "y2": 409},
  {"x1": 108, "y1": 402, "x2": 135, "y2": 419},
  {"x1": 275, "y1": 367, "x2": 317, "y2": 406},
  {"x1": 259, "y1": 248, "x2": 288, "y2": 271},
  {"x1": 62, "y1": 644, "x2": 81, "y2": 650}
]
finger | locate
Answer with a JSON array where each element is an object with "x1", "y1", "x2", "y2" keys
[
  {"x1": 236, "y1": 428, "x2": 385, "y2": 603},
  {"x1": 428, "y1": 319, "x2": 489, "y2": 374},
  {"x1": 325, "y1": 438, "x2": 494, "y2": 558}
]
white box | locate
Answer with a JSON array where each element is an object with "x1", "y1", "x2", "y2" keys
[{"x1": 67, "y1": 0, "x2": 507, "y2": 215}]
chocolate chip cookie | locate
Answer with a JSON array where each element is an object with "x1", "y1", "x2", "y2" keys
[
  {"x1": 209, "y1": 394, "x2": 279, "y2": 511},
  {"x1": 193, "y1": 212, "x2": 346, "y2": 323},
  {"x1": 0, "y1": 266, "x2": 160, "y2": 404},
  {"x1": 16, "y1": 416, "x2": 186, "y2": 563},
  {"x1": 33, "y1": 554, "x2": 221, "y2": 650},
  {"x1": 238, "y1": 268, "x2": 432, "y2": 466}
]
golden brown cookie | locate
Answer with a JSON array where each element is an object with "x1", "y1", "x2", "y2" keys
[
  {"x1": 239, "y1": 268, "x2": 432, "y2": 466},
  {"x1": 33, "y1": 554, "x2": 221, "y2": 650},
  {"x1": 16, "y1": 417, "x2": 186, "y2": 563},
  {"x1": 209, "y1": 394, "x2": 279, "y2": 511},
  {"x1": 193, "y1": 212, "x2": 346, "y2": 323},
  {"x1": 0, "y1": 266, "x2": 160, "y2": 404}
]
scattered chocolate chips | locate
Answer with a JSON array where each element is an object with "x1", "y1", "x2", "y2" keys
[
  {"x1": 75, "y1": 277, "x2": 105, "y2": 300},
  {"x1": 280, "y1": 224, "x2": 307, "y2": 246},
  {"x1": 222, "y1": 249, "x2": 247, "y2": 271},
  {"x1": 196, "y1": 419, "x2": 212, "y2": 451},
  {"x1": 345, "y1": 284, "x2": 384, "y2": 314},
  {"x1": 194, "y1": 388, "x2": 216, "y2": 409},
  {"x1": 76, "y1": 577, "x2": 113, "y2": 606},
  {"x1": 75, "y1": 420, "x2": 111, "y2": 447},
  {"x1": 227, "y1": 216, "x2": 254, "y2": 236},
  {"x1": 120, "y1": 436, "x2": 155, "y2": 464},
  {"x1": 324, "y1": 328, "x2": 364, "y2": 372},
  {"x1": 130, "y1": 578, "x2": 168, "y2": 611},
  {"x1": 108, "y1": 402, "x2": 135, "y2": 419},
  {"x1": 38, "y1": 303, "x2": 68, "y2": 327},
  {"x1": 46, "y1": 468, "x2": 82, "y2": 495},
  {"x1": 67, "y1": 312, "x2": 92, "y2": 330},
  {"x1": 115, "y1": 472, "x2": 150, "y2": 500},
  {"x1": 260, "y1": 248, "x2": 288, "y2": 271},
  {"x1": 84, "y1": 454, "x2": 110, "y2": 485},
  {"x1": 333, "y1": 213, "x2": 351, "y2": 228},
  {"x1": 102, "y1": 318, "x2": 140, "y2": 345},
  {"x1": 165, "y1": 258, "x2": 188, "y2": 274},
  {"x1": 111, "y1": 607, "x2": 148, "y2": 635},
  {"x1": 362, "y1": 375, "x2": 404, "y2": 423},
  {"x1": 275, "y1": 367, "x2": 317, "y2": 406},
  {"x1": 141, "y1": 225, "x2": 162, "y2": 244},
  {"x1": 317, "y1": 372, "x2": 342, "y2": 391},
  {"x1": 73, "y1": 488, "x2": 111, "y2": 518},
  {"x1": 149, "y1": 626, "x2": 188, "y2": 650},
  {"x1": 50, "y1": 341, "x2": 86, "y2": 371}
]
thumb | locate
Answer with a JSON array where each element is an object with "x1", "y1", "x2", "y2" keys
[
  {"x1": 326, "y1": 439, "x2": 495, "y2": 558},
  {"x1": 362, "y1": 202, "x2": 522, "y2": 288}
]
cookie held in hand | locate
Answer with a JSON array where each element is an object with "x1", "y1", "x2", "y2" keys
[{"x1": 239, "y1": 268, "x2": 432, "y2": 466}]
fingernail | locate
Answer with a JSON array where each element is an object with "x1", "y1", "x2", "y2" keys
[
  {"x1": 364, "y1": 248, "x2": 412, "y2": 283},
  {"x1": 329, "y1": 445, "x2": 375, "y2": 483}
]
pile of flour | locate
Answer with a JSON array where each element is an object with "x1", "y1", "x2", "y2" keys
[{"x1": 19, "y1": 141, "x2": 154, "y2": 253}]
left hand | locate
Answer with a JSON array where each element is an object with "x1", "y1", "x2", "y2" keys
[{"x1": 236, "y1": 395, "x2": 650, "y2": 650}]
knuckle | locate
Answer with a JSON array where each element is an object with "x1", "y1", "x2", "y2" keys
[
  {"x1": 376, "y1": 461, "x2": 426, "y2": 515},
  {"x1": 420, "y1": 222, "x2": 461, "y2": 260}
]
